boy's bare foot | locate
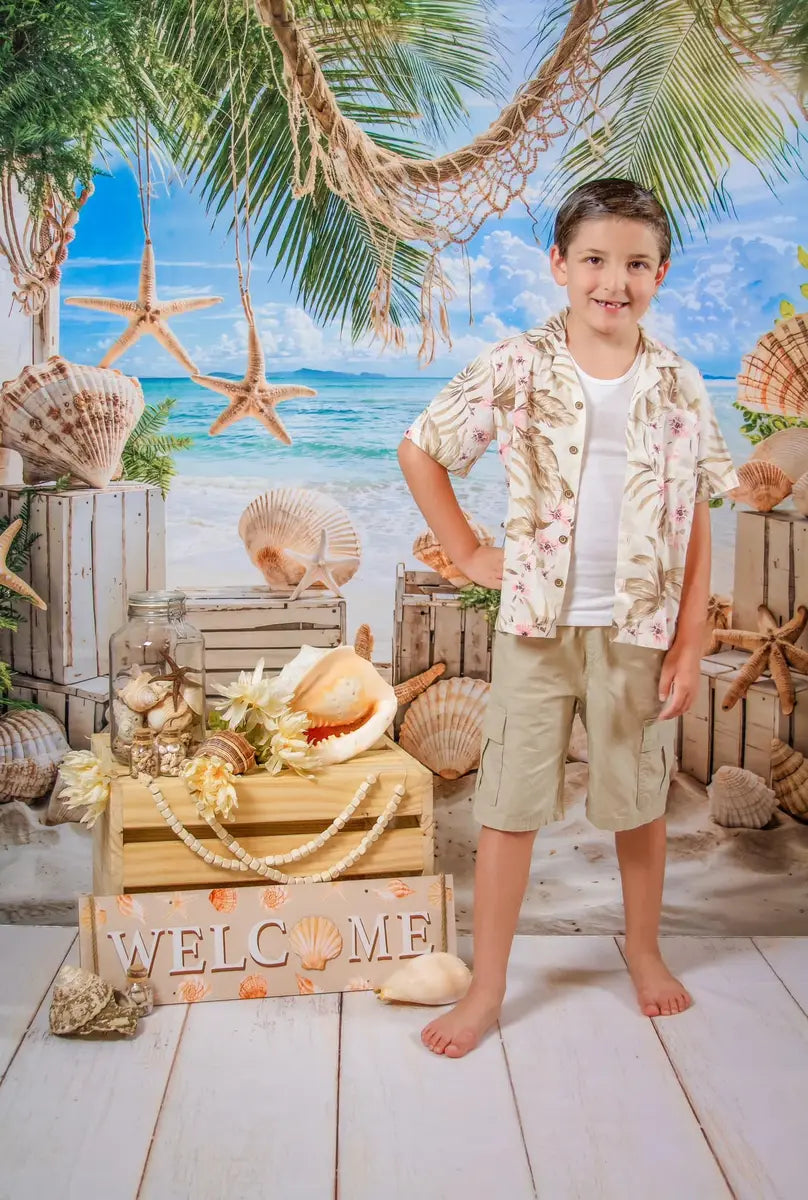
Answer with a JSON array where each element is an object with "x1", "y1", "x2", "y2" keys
[
  {"x1": 625, "y1": 947, "x2": 692, "y2": 1017},
  {"x1": 421, "y1": 987, "x2": 503, "y2": 1058}
]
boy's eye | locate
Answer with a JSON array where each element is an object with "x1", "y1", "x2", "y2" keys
[
  {"x1": 630, "y1": 261, "x2": 648, "y2": 270},
  {"x1": 585, "y1": 256, "x2": 601, "y2": 264}
]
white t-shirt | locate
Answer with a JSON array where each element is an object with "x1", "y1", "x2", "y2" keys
[{"x1": 558, "y1": 350, "x2": 641, "y2": 626}]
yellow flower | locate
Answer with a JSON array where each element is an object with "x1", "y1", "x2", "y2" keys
[
  {"x1": 264, "y1": 709, "x2": 321, "y2": 778},
  {"x1": 58, "y1": 751, "x2": 110, "y2": 828},
  {"x1": 213, "y1": 659, "x2": 290, "y2": 730},
  {"x1": 182, "y1": 754, "x2": 238, "y2": 821}
]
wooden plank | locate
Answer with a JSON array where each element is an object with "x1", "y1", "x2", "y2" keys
[
  {"x1": 92, "y1": 490, "x2": 126, "y2": 678},
  {"x1": 201, "y1": 627, "x2": 340, "y2": 650},
  {"x1": 0, "y1": 943, "x2": 186, "y2": 1199},
  {"x1": 187, "y1": 606, "x2": 342, "y2": 633},
  {"x1": 0, "y1": 926, "x2": 75, "y2": 1081},
  {"x1": 711, "y1": 677, "x2": 745, "y2": 772},
  {"x1": 123, "y1": 487, "x2": 148, "y2": 640},
  {"x1": 462, "y1": 607, "x2": 491, "y2": 679},
  {"x1": 28, "y1": 492, "x2": 52, "y2": 679},
  {"x1": 8, "y1": 489, "x2": 33, "y2": 675},
  {"x1": 680, "y1": 714, "x2": 711, "y2": 783},
  {"x1": 502, "y1": 937, "x2": 729, "y2": 1198},
  {"x1": 648, "y1": 937, "x2": 808, "y2": 1200},
  {"x1": 753, "y1": 937, "x2": 808, "y2": 1015},
  {"x1": 203, "y1": 645, "x2": 336, "y2": 670},
  {"x1": 0, "y1": 491, "x2": 11, "y2": 665},
  {"x1": 397, "y1": 604, "x2": 431, "y2": 683},
  {"x1": 732, "y1": 511, "x2": 766, "y2": 633},
  {"x1": 766, "y1": 515, "x2": 792, "y2": 629},
  {"x1": 39, "y1": 688, "x2": 67, "y2": 729},
  {"x1": 63, "y1": 492, "x2": 95, "y2": 683},
  {"x1": 139, "y1": 994, "x2": 339, "y2": 1198},
  {"x1": 792, "y1": 519, "x2": 808, "y2": 652},
  {"x1": 146, "y1": 487, "x2": 166, "y2": 589},
  {"x1": 338, "y1": 990, "x2": 535, "y2": 1199},
  {"x1": 432, "y1": 603, "x2": 462, "y2": 678},
  {"x1": 68, "y1": 695, "x2": 98, "y2": 750}
]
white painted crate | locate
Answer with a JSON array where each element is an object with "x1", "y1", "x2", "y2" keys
[
  {"x1": 732, "y1": 508, "x2": 808, "y2": 652},
  {"x1": 0, "y1": 483, "x2": 165, "y2": 684},
  {"x1": 9, "y1": 674, "x2": 107, "y2": 750}
]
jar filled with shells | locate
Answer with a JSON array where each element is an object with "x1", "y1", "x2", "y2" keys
[{"x1": 109, "y1": 590, "x2": 206, "y2": 765}]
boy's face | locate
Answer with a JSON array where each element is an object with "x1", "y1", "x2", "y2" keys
[{"x1": 549, "y1": 216, "x2": 670, "y2": 333}]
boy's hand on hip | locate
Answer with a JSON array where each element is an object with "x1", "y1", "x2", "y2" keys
[
  {"x1": 456, "y1": 545, "x2": 504, "y2": 590},
  {"x1": 657, "y1": 639, "x2": 701, "y2": 720}
]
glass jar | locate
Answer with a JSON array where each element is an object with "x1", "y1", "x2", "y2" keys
[
  {"x1": 124, "y1": 962, "x2": 154, "y2": 1017},
  {"x1": 109, "y1": 589, "x2": 206, "y2": 765},
  {"x1": 155, "y1": 730, "x2": 187, "y2": 777},
  {"x1": 130, "y1": 728, "x2": 158, "y2": 778}
]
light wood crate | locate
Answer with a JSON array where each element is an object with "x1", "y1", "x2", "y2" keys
[
  {"x1": 732, "y1": 508, "x2": 808, "y2": 652},
  {"x1": 678, "y1": 650, "x2": 808, "y2": 784},
  {"x1": 9, "y1": 673, "x2": 107, "y2": 750},
  {"x1": 181, "y1": 587, "x2": 346, "y2": 706},
  {"x1": 0, "y1": 483, "x2": 165, "y2": 684},
  {"x1": 91, "y1": 732, "x2": 434, "y2": 895}
]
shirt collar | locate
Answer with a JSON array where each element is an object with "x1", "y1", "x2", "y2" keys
[{"x1": 530, "y1": 306, "x2": 681, "y2": 389}]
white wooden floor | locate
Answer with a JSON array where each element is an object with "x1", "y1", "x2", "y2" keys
[{"x1": 1, "y1": 930, "x2": 808, "y2": 1200}]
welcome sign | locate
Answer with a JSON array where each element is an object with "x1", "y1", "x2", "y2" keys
[{"x1": 78, "y1": 874, "x2": 456, "y2": 1005}]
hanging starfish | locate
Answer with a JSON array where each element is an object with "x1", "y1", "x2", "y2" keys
[
  {"x1": 158, "y1": 649, "x2": 201, "y2": 709},
  {"x1": 64, "y1": 239, "x2": 222, "y2": 372},
  {"x1": 191, "y1": 318, "x2": 317, "y2": 443},
  {"x1": 713, "y1": 604, "x2": 808, "y2": 714},
  {"x1": 287, "y1": 529, "x2": 359, "y2": 601},
  {"x1": 0, "y1": 519, "x2": 46, "y2": 609}
]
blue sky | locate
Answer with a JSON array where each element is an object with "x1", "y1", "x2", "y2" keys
[{"x1": 58, "y1": 2, "x2": 808, "y2": 380}]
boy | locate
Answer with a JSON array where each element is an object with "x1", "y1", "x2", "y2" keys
[{"x1": 397, "y1": 177, "x2": 739, "y2": 1059}]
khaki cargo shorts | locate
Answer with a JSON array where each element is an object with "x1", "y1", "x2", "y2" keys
[{"x1": 473, "y1": 626, "x2": 677, "y2": 833}]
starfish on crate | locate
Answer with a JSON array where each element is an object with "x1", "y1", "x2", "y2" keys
[
  {"x1": 192, "y1": 320, "x2": 316, "y2": 443},
  {"x1": 0, "y1": 519, "x2": 46, "y2": 609},
  {"x1": 287, "y1": 529, "x2": 360, "y2": 601},
  {"x1": 713, "y1": 604, "x2": 808, "y2": 714},
  {"x1": 65, "y1": 239, "x2": 222, "y2": 372}
]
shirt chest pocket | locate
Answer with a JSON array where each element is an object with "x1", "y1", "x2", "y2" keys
[{"x1": 661, "y1": 408, "x2": 699, "y2": 460}]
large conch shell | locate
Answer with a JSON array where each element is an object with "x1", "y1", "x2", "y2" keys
[
  {"x1": 276, "y1": 644, "x2": 398, "y2": 765},
  {"x1": 376, "y1": 952, "x2": 471, "y2": 1006},
  {"x1": 238, "y1": 488, "x2": 360, "y2": 591},
  {"x1": 0, "y1": 356, "x2": 144, "y2": 488},
  {"x1": 49, "y1": 964, "x2": 139, "y2": 1038},
  {"x1": 399, "y1": 676, "x2": 489, "y2": 779},
  {"x1": 730, "y1": 461, "x2": 791, "y2": 512},
  {"x1": 413, "y1": 510, "x2": 495, "y2": 587},
  {"x1": 707, "y1": 765, "x2": 777, "y2": 829},
  {"x1": 750, "y1": 426, "x2": 808, "y2": 483},
  {"x1": 770, "y1": 737, "x2": 808, "y2": 820},
  {"x1": 0, "y1": 709, "x2": 69, "y2": 801},
  {"x1": 736, "y1": 313, "x2": 808, "y2": 418},
  {"x1": 289, "y1": 915, "x2": 343, "y2": 970}
]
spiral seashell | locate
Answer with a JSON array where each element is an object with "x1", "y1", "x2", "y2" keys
[
  {"x1": 750, "y1": 426, "x2": 808, "y2": 483},
  {"x1": 376, "y1": 953, "x2": 472, "y2": 1006},
  {"x1": 177, "y1": 980, "x2": 210, "y2": 1003},
  {"x1": 194, "y1": 730, "x2": 255, "y2": 775},
  {"x1": 289, "y1": 915, "x2": 343, "y2": 971},
  {"x1": 412, "y1": 510, "x2": 495, "y2": 587},
  {"x1": 379, "y1": 879, "x2": 415, "y2": 899},
  {"x1": 707, "y1": 766, "x2": 777, "y2": 829},
  {"x1": 770, "y1": 737, "x2": 808, "y2": 820},
  {"x1": 394, "y1": 662, "x2": 446, "y2": 706},
  {"x1": 117, "y1": 671, "x2": 167, "y2": 713},
  {"x1": 792, "y1": 471, "x2": 808, "y2": 518},
  {"x1": 146, "y1": 694, "x2": 192, "y2": 733},
  {"x1": 731, "y1": 461, "x2": 791, "y2": 512},
  {"x1": 238, "y1": 488, "x2": 360, "y2": 590},
  {"x1": 399, "y1": 676, "x2": 490, "y2": 780},
  {"x1": 736, "y1": 313, "x2": 808, "y2": 419},
  {"x1": 260, "y1": 886, "x2": 289, "y2": 910},
  {"x1": 239, "y1": 975, "x2": 268, "y2": 1000},
  {"x1": 0, "y1": 356, "x2": 144, "y2": 488},
  {"x1": 208, "y1": 887, "x2": 239, "y2": 912},
  {"x1": 0, "y1": 709, "x2": 69, "y2": 801}
]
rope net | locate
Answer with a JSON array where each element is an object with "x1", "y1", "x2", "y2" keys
[{"x1": 0, "y1": 176, "x2": 92, "y2": 318}]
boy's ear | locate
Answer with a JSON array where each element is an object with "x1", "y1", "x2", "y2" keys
[
  {"x1": 655, "y1": 258, "x2": 671, "y2": 288},
  {"x1": 549, "y1": 244, "x2": 567, "y2": 285}
]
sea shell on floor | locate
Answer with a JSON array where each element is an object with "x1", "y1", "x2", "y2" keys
[
  {"x1": 792, "y1": 471, "x2": 808, "y2": 517},
  {"x1": 0, "y1": 709, "x2": 69, "y2": 802},
  {"x1": 398, "y1": 676, "x2": 490, "y2": 780},
  {"x1": 239, "y1": 975, "x2": 268, "y2": 1000},
  {"x1": 770, "y1": 737, "x2": 808, "y2": 820},
  {"x1": 49, "y1": 964, "x2": 138, "y2": 1038},
  {"x1": 289, "y1": 915, "x2": 343, "y2": 970},
  {"x1": 208, "y1": 886, "x2": 239, "y2": 912},
  {"x1": 731, "y1": 461, "x2": 792, "y2": 512},
  {"x1": 736, "y1": 312, "x2": 808, "y2": 418},
  {"x1": 238, "y1": 488, "x2": 361, "y2": 590},
  {"x1": 750, "y1": 426, "x2": 808, "y2": 483},
  {"x1": 707, "y1": 765, "x2": 777, "y2": 829},
  {"x1": 194, "y1": 730, "x2": 256, "y2": 775},
  {"x1": 376, "y1": 952, "x2": 472, "y2": 1006},
  {"x1": 412, "y1": 510, "x2": 495, "y2": 587},
  {"x1": 0, "y1": 356, "x2": 144, "y2": 488}
]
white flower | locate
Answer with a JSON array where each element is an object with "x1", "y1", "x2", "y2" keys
[
  {"x1": 213, "y1": 659, "x2": 290, "y2": 728},
  {"x1": 58, "y1": 751, "x2": 110, "y2": 828},
  {"x1": 263, "y1": 709, "x2": 321, "y2": 778},
  {"x1": 182, "y1": 755, "x2": 238, "y2": 821}
]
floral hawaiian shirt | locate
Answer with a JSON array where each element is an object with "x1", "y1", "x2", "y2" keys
[{"x1": 404, "y1": 306, "x2": 740, "y2": 650}]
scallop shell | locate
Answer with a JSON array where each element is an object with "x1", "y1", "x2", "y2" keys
[
  {"x1": 736, "y1": 313, "x2": 808, "y2": 418},
  {"x1": 0, "y1": 356, "x2": 144, "y2": 488},
  {"x1": 261, "y1": 885, "x2": 289, "y2": 910},
  {"x1": 238, "y1": 488, "x2": 360, "y2": 590},
  {"x1": 194, "y1": 731, "x2": 255, "y2": 775},
  {"x1": 289, "y1": 915, "x2": 343, "y2": 971},
  {"x1": 0, "y1": 709, "x2": 69, "y2": 801},
  {"x1": 376, "y1": 952, "x2": 472, "y2": 1006},
  {"x1": 770, "y1": 737, "x2": 808, "y2": 820},
  {"x1": 412, "y1": 510, "x2": 495, "y2": 587},
  {"x1": 208, "y1": 887, "x2": 238, "y2": 913},
  {"x1": 117, "y1": 671, "x2": 167, "y2": 713},
  {"x1": 792, "y1": 471, "x2": 808, "y2": 517},
  {"x1": 731, "y1": 461, "x2": 791, "y2": 512},
  {"x1": 399, "y1": 676, "x2": 490, "y2": 780},
  {"x1": 296, "y1": 975, "x2": 321, "y2": 995},
  {"x1": 239, "y1": 975, "x2": 268, "y2": 1000},
  {"x1": 428, "y1": 878, "x2": 454, "y2": 907},
  {"x1": 49, "y1": 964, "x2": 138, "y2": 1038},
  {"x1": 750, "y1": 427, "x2": 808, "y2": 483},
  {"x1": 707, "y1": 766, "x2": 777, "y2": 829}
]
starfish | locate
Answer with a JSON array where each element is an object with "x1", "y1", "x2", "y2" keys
[
  {"x1": 158, "y1": 649, "x2": 201, "y2": 709},
  {"x1": 713, "y1": 604, "x2": 808, "y2": 714},
  {"x1": 287, "y1": 529, "x2": 359, "y2": 601},
  {"x1": 0, "y1": 519, "x2": 46, "y2": 610},
  {"x1": 64, "y1": 238, "x2": 222, "y2": 372},
  {"x1": 191, "y1": 319, "x2": 317, "y2": 443}
]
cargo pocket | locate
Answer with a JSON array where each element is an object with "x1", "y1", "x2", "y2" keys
[
  {"x1": 636, "y1": 718, "x2": 675, "y2": 810},
  {"x1": 475, "y1": 701, "x2": 506, "y2": 807}
]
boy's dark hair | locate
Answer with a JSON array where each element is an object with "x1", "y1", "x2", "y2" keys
[{"x1": 553, "y1": 178, "x2": 672, "y2": 264}]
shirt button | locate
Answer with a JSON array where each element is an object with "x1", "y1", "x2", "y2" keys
[
  {"x1": 564, "y1": 489, "x2": 573, "y2": 499},
  {"x1": 570, "y1": 445, "x2": 578, "y2": 454},
  {"x1": 574, "y1": 400, "x2": 584, "y2": 410},
  {"x1": 554, "y1": 578, "x2": 564, "y2": 588},
  {"x1": 559, "y1": 534, "x2": 568, "y2": 544}
]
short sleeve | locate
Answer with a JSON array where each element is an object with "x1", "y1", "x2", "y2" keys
[
  {"x1": 404, "y1": 350, "x2": 496, "y2": 478},
  {"x1": 694, "y1": 380, "x2": 740, "y2": 503}
]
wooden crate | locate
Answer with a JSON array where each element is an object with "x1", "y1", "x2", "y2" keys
[
  {"x1": 0, "y1": 483, "x2": 165, "y2": 684},
  {"x1": 732, "y1": 508, "x2": 808, "y2": 652},
  {"x1": 182, "y1": 587, "x2": 346, "y2": 706},
  {"x1": 91, "y1": 732, "x2": 434, "y2": 895},
  {"x1": 9, "y1": 673, "x2": 107, "y2": 749}
]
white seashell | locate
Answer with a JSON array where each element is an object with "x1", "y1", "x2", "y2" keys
[
  {"x1": 146, "y1": 694, "x2": 192, "y2": 732},
  {"x1": 238, "y1": 488, "x2": 360, "y2": 590},
  {"x1": 288, "y1": 915, "x2": 343, "y2": 970},
  {"x1": 181, "y1": 680, "x2": 205, "y2": 716},
  {"x1": 750, "y1": 427, "x2": 808, "y2": 483},
  {"x1": 413, "y1": 510, "x2": 495, "y2": 588},
  {"x1": 376, "y1": 952, "x2": 471, "y2": 1006},
  {"x1": 792, "y1": 471, "x2": 808, "y2": 517},
  {"x1": 0, "y1": 448, "x2": 24, "y2": 485},
  {"x1": 0, "y1": 356, "x2": 144, "y2": 488},
  {"x1": 0, "y1": 709, "x2": 69, "y2": 801},
  {"x1": 736, "y1": 313, "x2": 808, "y2": 419},
  {"x1": 117, "y1": 671, "x2": 167, "y2": 713},
  {"x1": 771, "y1": 737, "x2": 808, "y2": 820},
  {"x1": 707, "y1": 765, "x2": 777, "y2": 829},
  {"x1": 399, "y1": 677, "x2": 490, "y2": 779},
  {"x1": 111, "y1": 698, "x2": 143, "y2": 745}
]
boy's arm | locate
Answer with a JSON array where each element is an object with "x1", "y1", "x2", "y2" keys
[{"x1": 657, "y1": 499, "x2": 710, "y2": 720}]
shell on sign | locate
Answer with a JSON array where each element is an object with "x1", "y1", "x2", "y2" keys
[
  {"x1": 0, "y1": 356, "x2": 144, "y2": 488},
  {"x1": 239, "y1": 974, "x2": 268, "y2": 1000},
  {"x1": 260, "y1": 885, "x2": 289, "y2": 910},
  {"x1": 770, "y1": 737, "x2": 808, "y2": 820},
  {"x1": 750, "y1": 426, "x2": 808, "y2": 483},
  {"x1": 730, "y1": 461, "x2": 791, "y2": 512},
  {"x1": 398, "y1": 676, "x2": 490, "y2": 780},
  {"x1": 238, "y1": 488, "x2": 360, "y2": 591},
  {"x1": 208, "y1": 887, "x2": 239, "y2": 913},
  {"x1": 49, "y1": 964, "x2": 138, "y2": 1038},
  {"x1": 412, "y1": 510, "x2": 495, "y2": 587},
  {"x1": 707, "y1": 765, "x2": 777, "y2": 829},
  {"x1": 376, "y1": 952, "x2": 471, "y2": 1006},
  {"x1": 0, "y1": 709, "x2": 69, "y2": 802},
  {"x1": 736, "y1": 313, "x2": 808, "y2": 419},
  {"x1": 289, "y1": 915, "x2": 343, "y2": 971},
  {"x1": 177, "y1": 980, "x2": 210, "y2": 1003}
]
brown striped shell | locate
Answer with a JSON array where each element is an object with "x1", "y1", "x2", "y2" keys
[
  {"x1": 736, "y1": 313, "x2": 808, "y2": 419},
  {"x1": 194, "y1": 730, "x2": 256, "y2": 774}
]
